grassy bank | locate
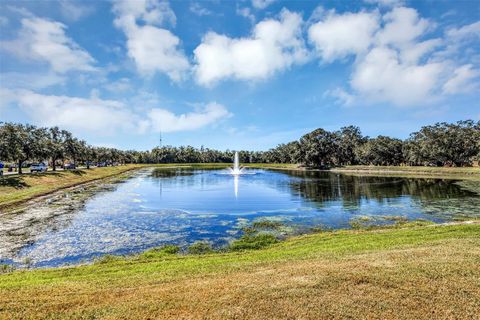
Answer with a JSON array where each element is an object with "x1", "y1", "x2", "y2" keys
[
  {"x1": 331, "y1": 165, "x2": 480, "y2": 180},
  {"x1": 0, "y1": 223, "x2": 479, "y2": 319},
  {"x1": 245, "y1": 163, "x2": 480, "y2": 179},
  {"x1": 0, "y1": 165, "x2": 145, "y2": 211}
]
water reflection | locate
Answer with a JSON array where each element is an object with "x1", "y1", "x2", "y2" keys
[
  {"x1": 0, "y1": 168, "x2": 478, "y2": 268},
  {"x1": 234, "y1": 175, "x2": 239, "y2": 198}
]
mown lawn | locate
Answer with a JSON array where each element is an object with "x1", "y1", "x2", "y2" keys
[{"x1": 1, "y1": 223, "x2": 479, "y2": 319}]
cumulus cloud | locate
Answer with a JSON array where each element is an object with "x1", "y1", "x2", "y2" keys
[
  {"x1": 445, "y1": 21, "x2": 480, "y2": 41},
  {"x1": 1, "y1": 89, "x2": 232, "y2": 135},
  {"x1": 0, "y1": 72, "x2": 66, "y2": 90},
  {"x1": 193, "y1": 9, "x2": 309, "y2": 86},
  {"x1": 364, "y1": 0, "x2": 404, "y2": 7},
  {"x1": 350, "y1": 47, "x2": 445, "y2": 106},
  {"x1": 308, "y1": 10, "x2": 380, "y2": 62},
  {"x1": 442, "y1": 64, "x2": 480, "y2": 94},
  {"x1": 2, "y1": 89, "x2": 138, "y2": 135},
  {"x1": 1, "y1": 16, "x2": 96, "y2": 73},
  {"x1": 113, "y1": 0, "x2": 189, "y2": 81},
  {"x1": 59, "y1": 0, "x2": 94, "y2": 22},
  {"x1": 310, "y1": 6, "x2": 479, "y2": 106},
  {"x1": 148, "y1": 103, "x2": 232, "y2": 132},
  {"x1": 251, "y1": 0, "x2": 276, "y2": 10},
  {"x1": 376, "y1": 7, "x2": 431, "y2": 48}
]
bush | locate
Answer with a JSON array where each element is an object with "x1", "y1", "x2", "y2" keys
[
  {"x1": 0, "y1": 264, "x2": 15, "y2": 274},
  {"x1": 141, "y1": 245, "x2": 181, "y2": 259},
  {"x1": 95, "y1": 254, "x2": 122, "y2": 264},
  {"x1": 228, "y1": 233, "x2": 278, "y2": 251},
  {"x1": 188, "y1": 241, "x2": 213, "y2": 255}
]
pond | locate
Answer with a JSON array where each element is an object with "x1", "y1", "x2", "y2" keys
[{"x1": 1, "y1": 167, "x2": 479, "y2": 268}]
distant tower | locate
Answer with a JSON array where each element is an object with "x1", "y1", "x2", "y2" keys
[{"x1": 159, "y1": 130, "x2": 163, "y2": 148}]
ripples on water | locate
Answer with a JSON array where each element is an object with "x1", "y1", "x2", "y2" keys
[{"x1": 1, "y1": 168, "x2": 479, "y2": 268}]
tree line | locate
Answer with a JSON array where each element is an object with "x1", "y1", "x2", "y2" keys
[
  {"x1": 1, "y1": 120, "x2": 479, "y2": 173},
  {"x1": 265, "y1": 120, "x2": 480, "y2": 167}
]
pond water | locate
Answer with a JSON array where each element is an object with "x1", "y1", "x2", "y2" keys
[{"x1": 1, "y1": 168, "x2": 479, "y2": 268}]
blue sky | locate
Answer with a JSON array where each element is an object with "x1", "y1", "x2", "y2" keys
[{"x1": 0, "y1": 0, "x2": 479, "y2": 151}]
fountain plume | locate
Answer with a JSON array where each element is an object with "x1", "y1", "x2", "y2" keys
[{"x1": 230, "y1": 151, "x2": 243, "y2": 175}]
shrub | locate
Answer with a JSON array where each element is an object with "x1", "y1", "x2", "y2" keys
[
  {"x1": 188, "y1": 241, "x2": 213, "y2": 255},
  {"x1": 141, "y1": 245, "x2": 181, "y2": 259},
  {"x1": 228, "y1": 233, "x2": 278, "y2": 251},
  {"x1": 0, "y1": 264, "x2": 15, "y2": 274}
]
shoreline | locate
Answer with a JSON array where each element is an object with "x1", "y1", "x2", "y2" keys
[{"x1": 245, "y1": 163, "x2": 480, "y2": 180}]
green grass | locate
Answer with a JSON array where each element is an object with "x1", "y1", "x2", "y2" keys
[
  {"x1": 0, "y1": 223, "x2": 479, "y2": 319},
  {"x1": 331, "y1": 165, "x2": 480, "y2": 180}
]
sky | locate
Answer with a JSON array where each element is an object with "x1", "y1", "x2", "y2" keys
[{"x1": 0, "y1": 0, "x2": 479, "y2": 151}]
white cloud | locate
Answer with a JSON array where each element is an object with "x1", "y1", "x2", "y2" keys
[
  {"x1": 113, "y1": 0, "x2": 189, "y2": 81},
  {"x1": 350, "y1": 47, "x2": 445, "y2": 106},
  {"x1": 190, "y1": 3, "x2": 212, "y2": 16},
  {"x1": 325, "y1": 87, "x2": 356, "y2": 106},
  {"x1": 311, "y1": 6, "x2": 479, "y2": 107},
  {"x1": 59, "y1": 0, "x2": 94, "y2": 22},
  {"x1": 237, "y1": 6, "x2": 255, "y2": 24},
  {"x1": 251, "y1": 0, "x2": 276, "y2": 10},
  {"x1": 446, "y1": 21, "x2": 480, "y2": 41},
  {"x1": 364, "y1": 0, "x2": 404, "y2": 7},
  {"x1": 376, "y1": 7, "x2": 431, "y2": 48},
  {"x1": 442, "y1": 64, "x2": 480, "y2": 94},
  {"x1": 2, "y1": 89, "x2": 138, "y2": 135},
  {"x1": 193, "y1": 9, "x2": 309, "y2": 86},
  {"x1": 1, "y1": 89, "x2": 232, "y2": 135},
  {"x1": 1, "y1": 16, "x2": 96, "y2": 73},
  {"x1": 148, "y1": 102, "x2": 232, "y2": 132},
  {"x1": 0, "y1": 72, "x2": 66, "y2": 90},
  {"x1": 308, "y1": 10, "x2": 380, "y2": 62},
  {"x1": 104, "y1": 77, "x2": 133, "y2": 92}
]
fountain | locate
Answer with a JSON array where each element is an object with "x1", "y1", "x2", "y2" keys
[{"x1": 230, "y1": 151, "x2": 243, "y2": 175}]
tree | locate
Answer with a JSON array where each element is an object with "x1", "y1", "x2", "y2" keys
[
  {"x1": 356, "y1": 136, "x2": 404, "y2": 166},
  {"x1": 47, "y1": 127, "x2": 66, "y2": 171},
  {"x1": 0, "y1": 123, "x2": 25, "y2": 170},
  {"x1": 63, "y1": 132, "x2": 82, "y2": 166},
  {"x1": 405, "y1": 120, "x2": 480, "y2": 166},
  {"x1": 299, "y1": 128, "x2": 338, "y2": 167},
  {"x1": 336, "y1": 126, "x2": 366, "y2": 165}
]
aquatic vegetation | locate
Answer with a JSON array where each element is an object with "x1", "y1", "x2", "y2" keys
[{"x1": 252, "y1": 220, "x2": 284, "y2": 229}]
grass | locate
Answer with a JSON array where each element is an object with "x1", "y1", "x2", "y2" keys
[
  {"x1": 331, "y1": 165, "x2": 480, "y2": 180},
  {"x1": 0, "y1": 165, "x2": 145, "y2": 211},
  {"x1": 245, "y1": 163, "x2": 480, "y2": 180},
  {"x1": 0, "y1": 222, "x2": 479, "y2": 319}
]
